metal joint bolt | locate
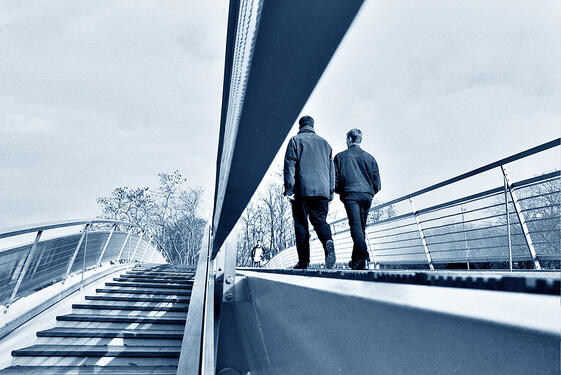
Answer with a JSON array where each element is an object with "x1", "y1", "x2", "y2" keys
[
  {"x1": 225, "y1": 292, "x2": 233, "y2": 301},
  {"x1": 226, "y1": 276, "x2": 234, "y2": 284}
]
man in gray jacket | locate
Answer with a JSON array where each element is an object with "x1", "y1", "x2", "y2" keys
[
  {"x1": 284, "y1": 116, "x2": 336, "y2": 269},
  {"x1": 334, "y1": 128, "x2": 381, "y2": 270}
]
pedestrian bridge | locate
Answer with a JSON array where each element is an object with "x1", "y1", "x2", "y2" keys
[{"x1": 0, "y1": 0, "x2": 559, "y2": 374}]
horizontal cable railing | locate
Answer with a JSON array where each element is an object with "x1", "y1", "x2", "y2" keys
[
  {"x1": 0, "y1": 219, "x2": 164, "y2": 308},
  {"x1": 267, "y1": 139, "x2": 560, "y2": 270}
]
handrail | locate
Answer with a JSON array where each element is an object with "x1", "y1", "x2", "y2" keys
[
  {"x1": 0, "y1": 218, "x2": 140, "y2": 240},
  {"x1": 331, "y1": 138, "x2": 560, "y2": 226}
]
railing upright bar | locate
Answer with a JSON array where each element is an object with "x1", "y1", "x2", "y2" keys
[
  {"x1": 140, "y1": 237, "x2": 151, "y2": 263},
  {"x1": 116, "y1": 228, "x2": 132, "y2": 261},
  {"x1": 409, "y1": 199, "x2": 434, "y2": 270},
  {"x1": 503, "y1": 171, "x2": 513, "y2": 271},
  {"x1": 501, "y1": 165, "x2": 541, "y2": 270},
  {"x1": 8, "y1": 230, "x2": 43, "y2": 306},
  {"x1": 129, "y1": 231, "x2": 144, "y2": 263},
  {"x1": 63, "y1": 223, "x2": 90, "y2": 284},
  {"x1": 96, "y1": 224, "x2": 116, "y2": 265}
]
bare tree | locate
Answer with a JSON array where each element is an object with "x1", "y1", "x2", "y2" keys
[{"x1": 96, "y1": 171, "x2": 206, "y2": 265}]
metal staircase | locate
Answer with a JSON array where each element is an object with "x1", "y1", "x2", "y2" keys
[{"x1": 0, "y1": 265, "x2": 195, "y2": 374}]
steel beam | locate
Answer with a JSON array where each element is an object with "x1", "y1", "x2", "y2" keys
[
  {"x1": 116, "y1": 229, "x2": 131, "y2": 261},
  {"x1": 63, "y1": 224, "x2": 90, "y2": 284},
  {"x1": 96, "y1": 225, "x2": 116, "y2": 265},
  {"x1": 501, "y1": 166, "x2": 541, "y2": 270},
  {"x1": 8, "y1": 231, "x2": 43, "y2": 306},
  {"x1": 409, "y1": 198, "x2": 434, "y2": 270},
  {"x1": 129, "y1": 232, "x2": 144, "y2": 263}
]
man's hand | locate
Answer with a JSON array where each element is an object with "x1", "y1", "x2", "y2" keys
[{"x1": 286, "y1": 194, "x2": 295, "y2": 201}]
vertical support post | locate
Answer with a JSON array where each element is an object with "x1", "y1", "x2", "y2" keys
[
  {"x1": 140, "y1": 237, "x2": 151, "y2": 264},
  {"x1": 501, "y1": 165, "x2": 541, "y2": 270},
  {"x1": 8, "y1": 231, "x2": 43, "y2": 306},
  {"x1": 461, "y1": 206, "x2": 470, "y2": 270},
  {"x1": 116, "y1": 229, "x2": 132, "y2": 262},
  {"x1": 503, "y1": 173, "x2": 513, "y2": 271},
  {"x1": 63, "y1": 223, "x2": 90, "y2": 284},
  {"x1": 129, "y1": 232, "x2": 144, "y2": 263},
  {"x1": 222, "y1": 231, "x2": 238, "y2": 303},
  {"x1": 365, "y1": 232, "x2": 377, "y2": 269},
  {"x1": 409, "y1": 198, "x2": 434, "y2": 271},
  {"x1": 96, "y1": 225, "x2": 116, "y2": 265}
]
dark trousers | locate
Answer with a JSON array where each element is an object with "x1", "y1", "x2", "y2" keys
[
  {"x1": 291, "y1": 197, "x2": 333, "y2": 263},
  {"x1": 343, "y1": 198, "x2": 372, "y2": 262}
]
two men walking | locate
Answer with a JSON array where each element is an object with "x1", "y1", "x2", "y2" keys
[{"x1": 284, "y1": 116, "x2": 380, "y2": 270}]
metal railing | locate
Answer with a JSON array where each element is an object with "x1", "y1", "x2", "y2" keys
[
  {"x1": 267, "y1": 139, "x2": 560, "y2": 270},
  {"x1": 0, "y1": 219, "x2": 164, "y2": 308}
]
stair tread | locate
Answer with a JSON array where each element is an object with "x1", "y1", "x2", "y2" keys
[
  {"x1": 96, "y1": 288, "x2": 191, "y2": 295},
  {"x1": 85, "y1": 296, "x2": 190, "y2": 303},
  {"x1": 72, "y1": 303, "x2": 188, "y2": 311},
  {"x1": 106, "y1": 282, "x2": 193, "y2": 289},
  {"x1": 114, "y1": 277, "x2": 194, "y2": 284},
  {"x1": 12, "y1": 344, "x2": 181, "y2": 357},
  {"x1": 56, "y1": 314, "x2": 186, "y2": 324},
  {"x1": 37, "y1": 327, "x2": 184, "y2": 339},
  {"x1": 0, "y1": 365, "x2": 178, "y2": 374}
]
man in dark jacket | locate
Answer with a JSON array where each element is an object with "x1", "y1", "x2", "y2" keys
[
  {"x1": 284, "y1": 115, "x2": 336, "y2": 269},
  {"x1": 334, "y1": 128, "x2": 381, "y2": 270}
]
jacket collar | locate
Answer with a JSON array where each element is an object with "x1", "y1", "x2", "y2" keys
[
  {"x1": 298, "y1": 125, "x2": 315, "y2": 134},
  {"x1": 349, "y1": 144, "x2": 361, "y2": 149}
]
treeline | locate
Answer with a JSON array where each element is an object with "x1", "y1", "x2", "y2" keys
[
  {"x1": 96, "y1": 171, "x2": 206, "y2": 265},
  {"x1": 237, "y1": 171, "x2": 295, "y2": 266}
]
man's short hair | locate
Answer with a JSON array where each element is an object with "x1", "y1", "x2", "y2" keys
[
  {"x1": 299, "y1": 115, "x2": 314, "y2": 128},
  {"x1": 346, "y1": 128, "x2": 362, "y2": 144}
]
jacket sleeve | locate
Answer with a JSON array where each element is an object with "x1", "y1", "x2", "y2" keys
[
  {"x1": 334, "y1": 154, "x2": 341, "y2": 194},
  {"x1": 284, "y1": 138, "x2": 297, "y2": 196},
  {"x1": 371, "y1": 158, "x2": 381, "y2": 194},
  {"x1": 329, "y1": 149, "x2": 335, "y2": 199}
]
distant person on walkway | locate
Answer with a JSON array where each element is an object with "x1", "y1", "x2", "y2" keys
[
  {"x1": 251, "y1": 241, "x2": 263, "y2": 267},
  {"x1": 334, "y1": 129, "x2": 381, "y2": 270},
  {"x1": 284, "y1": 115, "x2": 336, "y2": 269}
]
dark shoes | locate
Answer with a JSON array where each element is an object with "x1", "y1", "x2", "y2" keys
[
  {"x1": 325, "y1": 240, "x2": 336, "y2": 269},
  {"x1": 348, "y1": 258, "x2": 368, "y2": 270},
  {"x1": 293, "y1": 261, "x2": 309, "y2": 269}
]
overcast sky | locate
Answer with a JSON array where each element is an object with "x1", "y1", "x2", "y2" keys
[{"x1": 1, "y1": 1, "x2": 559, "y2": 229}]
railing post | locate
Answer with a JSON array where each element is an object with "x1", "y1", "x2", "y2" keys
[
  {"x1": 116, "y1": 228, "x2": 132, "y2": 262},
  {"x1": 8, "y1": 230, "x2": 43, "y2": 306},
  {"x1": 501, "y1": 165, "x2": 540, "y2": 270},
  {"x1": 502, "y1": 171, "x2": 513, "y2": 271},
  {"x1": 129, "y1": 231, "x2": 144, "y2": 263},
  {"x1": 140, "y1": 236, "x2": 152, "y2": 264},
  {"x1": 461, "y1": 206, "x2": 470, "y2": 270},
  {"x1": 409, "y1": 198, "x2": 434, "y2": 271},
  {"x1": 96, "y1": 224, "x2": 116, "y2": 265},
  {"x1": 63, "y1": 223, "x2": 90, "y2": 284}
]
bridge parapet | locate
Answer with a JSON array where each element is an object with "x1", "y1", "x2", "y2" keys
[{"x1": 0, "y1": 219, "x2": 163, "y2": 310}]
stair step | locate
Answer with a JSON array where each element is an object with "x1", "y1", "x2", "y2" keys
[
  {"x1": 114, "y1": 277, "x2": 194, "y2": 284},
  {"x1": 127, "y1": 271, "x2": 195, "y2": 277},
  {"x1": 106, "y1": 281, "x2": 193, "y2": 289},
  {"x1": 72, "y1": 303, "x2": 188, "y2": 312},
  {"x1": 85, "y1": 295, "x2": 190, "y2": 303},
  {"x1": 96, "y1": 288, "x2": 191, "y2": 296},
  {"x1": 120, "y1": 274, "x2": 193, "y2": 281},
  {"x1": 0, "y1": 365, "x2": 178, "y2": 374},
  {"x1": 12, "y1": 344, "x2": 180, "y2": 357},
  {"x1": 37, "y1": 327, "x2": 184, "y2": 339},
  {"x1": 56, "y1": 314, "x2": 186, "y2": 325}
]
